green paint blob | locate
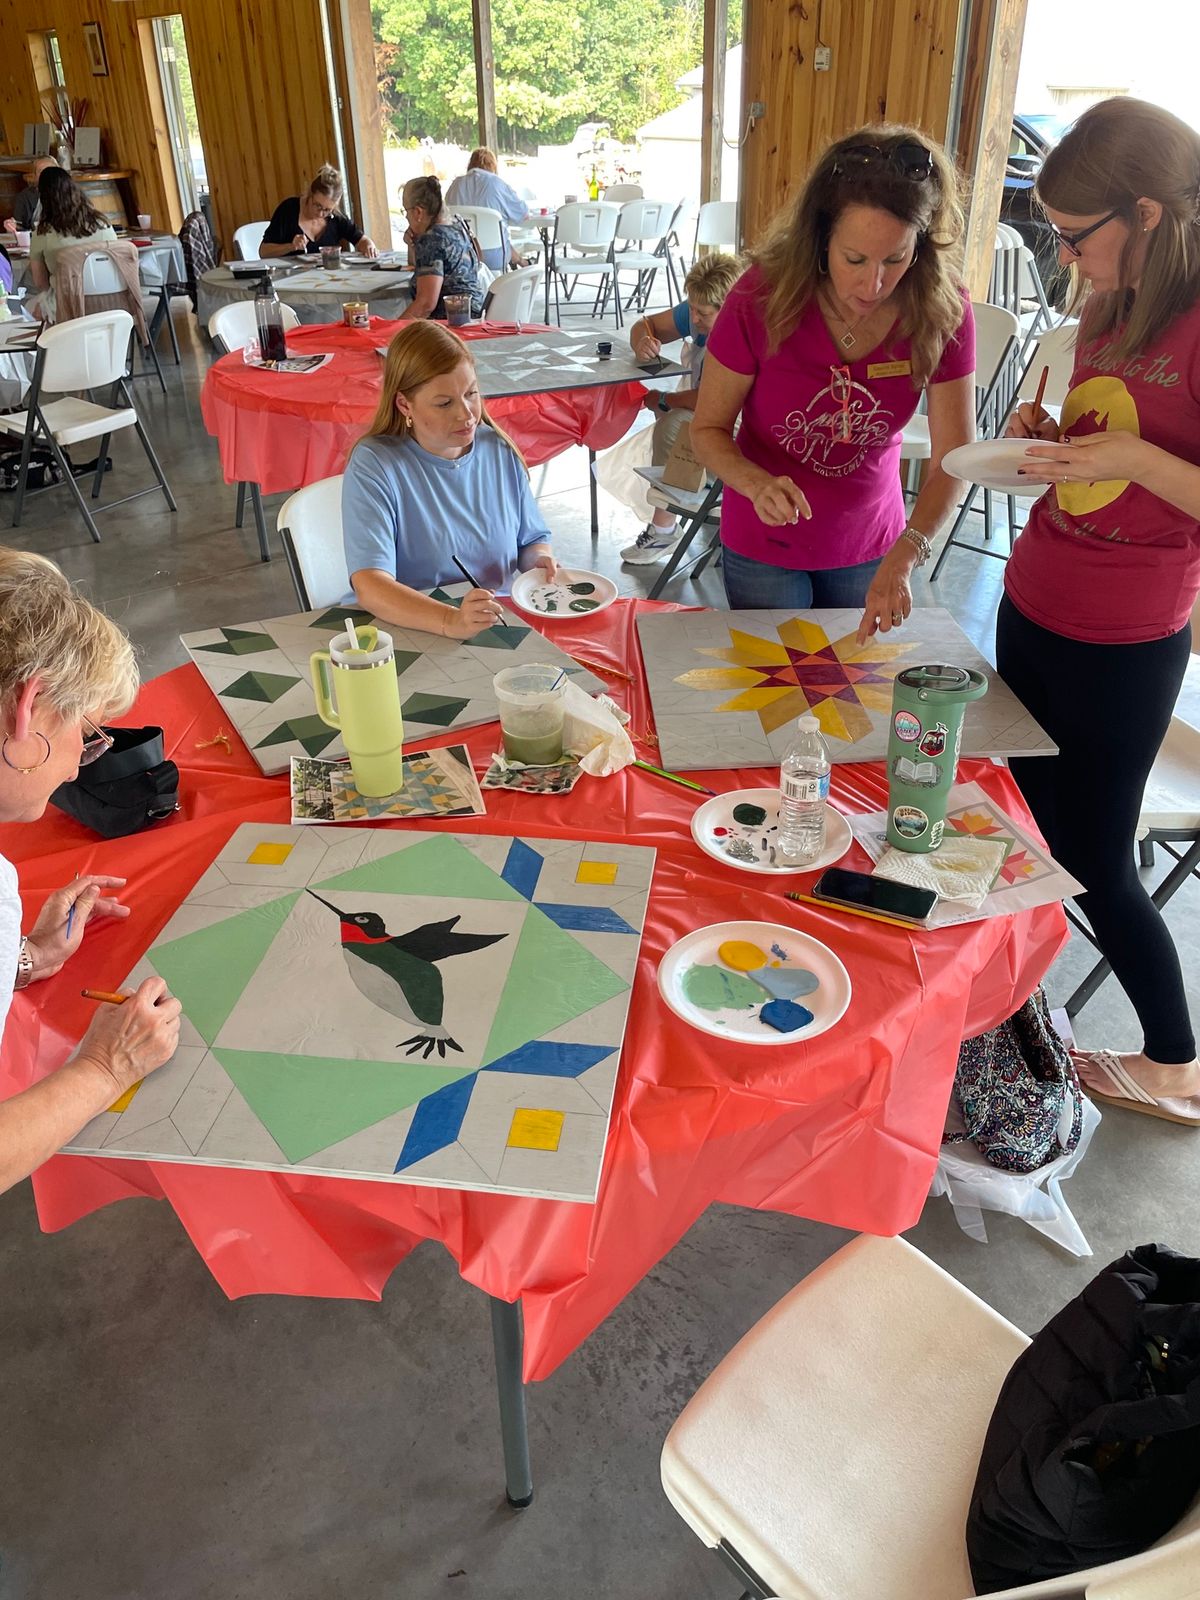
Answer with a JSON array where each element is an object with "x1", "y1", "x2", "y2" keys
[
  {"x1": 682, "y1": 963, "x2": 765, "y2": 1012},
  {"x1": 569, "y1": 598, "x2": 600, "y2": 612},
  {"x1": 567, "y1": 582, "x2": 596, "y2": 595},
  {"x1": 732, "y1": 803, "x2": 768, "y2": 826}
]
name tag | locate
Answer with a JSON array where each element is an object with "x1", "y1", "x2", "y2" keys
[{"x1": 867, "y1": 359, "x2": 912, "y2": 379}]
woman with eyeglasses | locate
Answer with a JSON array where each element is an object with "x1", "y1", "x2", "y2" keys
[
  {"x1": 691, "y1": 125, "x2": 975, "y2": 641},
  {"x1": 1001, "y1": 98, "x2": 1200, "y2": 1123},
  {"x1": 0, "y1": 549, "x2": 181, "y2": 1194},
  {"x1": 260, "y1": 164, "x2": 379, "y2": 259}
]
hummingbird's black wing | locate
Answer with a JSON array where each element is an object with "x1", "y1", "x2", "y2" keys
[{"x1": 389, "y1": 915, "x2": 507, "y2": 963}]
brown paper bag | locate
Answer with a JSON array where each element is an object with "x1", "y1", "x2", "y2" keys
[{"x1": 661, "y1": 420, "x2": 707, "y2": 492}]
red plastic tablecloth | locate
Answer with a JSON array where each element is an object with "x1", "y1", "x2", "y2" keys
[
  {"x1": 0, "y1": 600, "x2": 1066, "y2": 1381},
  {"x1": 199, "y1": 319, "x2": 647, "y2": 494}
]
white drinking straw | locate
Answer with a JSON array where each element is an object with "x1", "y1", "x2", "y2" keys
[{"x1": 344, "y1": 617, "x2": 360, "y2": 651}]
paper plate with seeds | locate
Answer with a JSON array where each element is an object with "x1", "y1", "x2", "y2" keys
[
  {"x1": 690, "y1": 788, "x2": 853, "y2": 876},
  {"x1": 509, "y1": 567, "x2": 618, "y2": 620},
  {"x1": 658, "y1": 919, "x2": 852, "y2": 1045}
]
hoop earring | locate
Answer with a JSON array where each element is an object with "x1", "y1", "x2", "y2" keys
[
  {"x1": 818, "y1": 250, "x2": 829, "y2": 275},
  {"x1": 1, "y1": 732, "x2": 51, "y2": 773}
]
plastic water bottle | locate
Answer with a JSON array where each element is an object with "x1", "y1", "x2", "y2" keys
[{"x1": 778, "y1": 714, "x2": 830, "y2": 864}]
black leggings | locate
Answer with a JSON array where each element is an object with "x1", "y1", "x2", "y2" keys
[{"x1": 996, "y1": 594, "x2": 1195, "y2": 1063}]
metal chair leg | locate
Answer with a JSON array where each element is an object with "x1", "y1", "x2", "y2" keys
[
  {"x1": 249, "y1": 482, "x2": 270, "y2": 561},
  {"x1": 44, "y1": 430, "x2": 102, "y2": 543},
  {"x1": 588, "y1": 448, "x2": 598, "y2": 537},
  {"x1": 163, "y1": 288, "x2": 181, "y2": 364},
  {"x1": 9, "y1": 415, "x2": 39, "y2": 529},
  {"x1": 91, "y1": 433, "x2": 112, "y2": 499},
  {"x1": 235, "y1": 481, "x2": 247, "y2": 528},
  {"x1": 929, "y1": 483, "x2": 983, "y2": 581}
]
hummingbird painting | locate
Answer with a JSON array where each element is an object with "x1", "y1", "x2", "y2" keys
[{"x1": 307, "y1": 891, "x2": 508, "y2": 1059}]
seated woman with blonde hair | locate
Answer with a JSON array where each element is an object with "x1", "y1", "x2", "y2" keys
[
  {"x1": 342, "y1": 322, "x2": 555, "y2": 638},
  {"x1": 260, "y1": 163, "x2": 379, "y2": 259},
  {"x1": 0, "y1": 548, "x2": 180, "y2": 1195}
]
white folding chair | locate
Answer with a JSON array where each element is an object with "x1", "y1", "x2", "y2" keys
[
  {"x1": 448, "y1": 204, "x2": 505, "y2": 259},
  {"x1": 278, "y1": 475, "x2": 349, "y2": 609},
  {"x1": 137, "y1": 248, "x2": 181, "y2": 366},
  {"x1": 900, "y1": 300, "x2": 1019, "y2": 505},
  {"x1": 694, "y1": 199, "x2": 738, "y2": 255},
  {"x1": 602, "y1": 183, "x2": 643, "y2": 202},
  {"x1": 551, "y1": 202, "x2": 620, "y2": 325},
  {"x1": 0, "y1": 310, "x2": 176, "y2": 543},
  {"x1": 931, "y1": 318, "x2": 1078, "y2": 582},
  {"x1": 661, "y1": 1233, "x2": 1200, "y2": 1600},
  {"x1": 81, "y1": 249, "x2": 166, "y2": 393},
  {"x1": 607, "y1": 199, "x2": 679, "y2": 318},
  {"x1": 233, "y1": 221, "x2": 270, "y2": 261},
  {"x1": 209, "y1": 301, "x2": 302, "y2": 561},
  {"x1": 483, "y1": 265, "x2": 539, "y2": 327}
]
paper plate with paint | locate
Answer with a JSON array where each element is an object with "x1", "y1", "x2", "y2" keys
[
  {"x1": 509, "y1": 568, "x2": 618, "y2": 620},
  {"x1": 690, "y1": 788, "x2": 853, "y2": 876},
  {"x1": 657, "y1": 919, "x2": 851, "y2": 1045},
  {"x1": 941, "y1": 438, "x2": 1056, "y2": 493}
]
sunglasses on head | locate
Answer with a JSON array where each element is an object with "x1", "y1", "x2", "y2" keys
[
  {"x1": 1046, "y1": 207, "x2": 1123, "y2": 257},
  {"x1": 832, "y1": 140, "x2": 934, "y2": 181}
]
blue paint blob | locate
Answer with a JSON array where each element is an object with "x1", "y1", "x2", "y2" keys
[
  {"x1": 760, "y1": 998, "x2": 815, "y2": 1033},
  {"x1": 750, "y1": 966, "x2": 820, "y2": 1001}
]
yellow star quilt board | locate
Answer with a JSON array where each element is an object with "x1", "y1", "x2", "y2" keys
[
  {"x1": 63, "y1": 824, "x2": 655, "y2": 1204},
  {"x1": 636, "y1": 607, "x2": 1056, "y2": 770}
]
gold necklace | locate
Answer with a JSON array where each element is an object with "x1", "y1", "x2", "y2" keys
[{"x1": 822, "y1": 293, "x2": 866, "y2": 350}]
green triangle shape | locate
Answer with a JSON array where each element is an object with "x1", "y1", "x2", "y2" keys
[
  {"x1": 393, "y1": 650, "x2": 420, "y2": 679},
  {"x1": 308, "y1": 607, "x2": 373, "y2": 630},
  {"x1": 256, "y1": 715, "x2": 340, "y2": 752},
  {"x1": 401, "y1": 691, "x2": 470, "y2": 727},
  {"x1": 469, "y1": 622, "x2": 529, "y2": 650},
  {"x1": 151, "y1": 892, "x2": 301, "y2": 1045},
  {"x1": 200, "y1": 631, "x2": 278, "y2": 657},
  {"x1": 224, "y1": 670, "x2": 301, "y2": 704},
  {"x1": 314, "y1": 833, "x2": 525, "y2": 902},
  {"x1": 213, "y1": 1048, "x2": 475, "y2": 1163},
  {"x1": 481, "y1": 903, "x2": 628, "y2": 1064}
]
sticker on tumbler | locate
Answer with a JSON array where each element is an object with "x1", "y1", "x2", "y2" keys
[
  {"x1": 891, "y1": 755, "x2": 942, "y2": 788},
  {"x1": 930, "y1": 819, "x2": 945, "y2": 849},
  {"x1": 917, "y1": 721, "x2": 948, "y2": 758},
  {"x1": 893, "y1": 710, "x2": 922, "y2": 743},
  {"x1": 891, "y1": 805, "x2": 929, "y2": 840}
]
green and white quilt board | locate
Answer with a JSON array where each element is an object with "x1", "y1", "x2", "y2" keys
[
  {"x1": 181, "y1": 586, "x2": 604, "y2": 776},
  {"x1": 64, "y1": 823, "x2": 655, "y2": 1203}
]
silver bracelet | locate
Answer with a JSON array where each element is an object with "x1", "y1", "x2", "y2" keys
[
  {"x1": 898, "y1": 525, "x2": 932, "y2": 566},
  {"x1": 13, "y1": 935, "x2": 33, "y2": 991}
]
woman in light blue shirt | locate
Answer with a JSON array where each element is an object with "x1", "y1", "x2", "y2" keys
[
  {"x1": 445, "y1": 148, "x2": 529, "y2": 271},
  {"x1": 343, "y1": 322, "x2": 556, "y2": 637}
]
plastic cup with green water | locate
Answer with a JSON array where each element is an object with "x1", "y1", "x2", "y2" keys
[
  {"x1": 310, "y1": 625, "x2": 406, "y2": 796},
  {"x1": 493, "y1": 663, "x2": 566, "y2": 766}
]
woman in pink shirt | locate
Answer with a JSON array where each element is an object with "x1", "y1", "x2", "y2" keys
[
  {"x1": 692, "y1": 125, "x2": 976, "y2": 642},
  {"x1": 1003, "y1": 98, "x2": 1200, "y2": 1124}
]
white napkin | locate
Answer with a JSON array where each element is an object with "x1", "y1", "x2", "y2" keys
[
  {"x1": 873, "y1": 832, "x2": 1010, "y2": 908},
  {"x1": 562, "y1": 682, "x2": 636, "y2": 776}
]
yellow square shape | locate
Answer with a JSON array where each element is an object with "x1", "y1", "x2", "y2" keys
[
  {"x1": 507, "y1": 1108, "x2": 564, "y2": 1152},
  {"x1": 576, "y1": 861, "x2": 618, "y2": 886},
  {"x1": 247, "y1": 841, "x2": 294, "y2": 866}
]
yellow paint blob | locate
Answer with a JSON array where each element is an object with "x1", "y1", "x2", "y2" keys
[{"x1": 718, "y1": 940, "x2": 767, "y2": 972}]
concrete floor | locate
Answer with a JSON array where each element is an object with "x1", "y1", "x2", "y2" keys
[{"x1": 0, "y1": 301, "x2": 1197, "y2": 1600}]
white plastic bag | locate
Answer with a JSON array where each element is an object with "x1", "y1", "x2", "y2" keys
[{"x1": 593, "y1": 416, "x2": 655, "y2": 520}]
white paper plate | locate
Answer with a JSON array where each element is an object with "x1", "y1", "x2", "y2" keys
[
  {"x1": 690, "y1": 789, "x2": 853, "y2": 876},
  {"x1": 657, "y1": 919, "x2": 852, "y2": 1046},
  {"x1": 509, "y1": 568, "x2": 618, "y2": 620},
  {"x1": 942, "y1": 438, "x2": 1055, "y2": 493}
]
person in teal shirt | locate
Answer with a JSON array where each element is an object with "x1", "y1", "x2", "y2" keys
[{"x1": 342, "y1": 321, "x2": 556, "y2": 638}]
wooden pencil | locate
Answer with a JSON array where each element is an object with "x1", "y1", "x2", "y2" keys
[
  {"x1": 633, "y1": 759, "x2": 715, "y2": 797},
  {"x1": 784, "y1": 890, "x2": 919, "y2": 931},
  {"x1": 80, "y1": 988, "x2": 131, "y2": 1005}
]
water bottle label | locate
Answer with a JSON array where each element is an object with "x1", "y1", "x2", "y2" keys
[{"x1": 781, "y1": 772, "x2": 828, "y2": 804}]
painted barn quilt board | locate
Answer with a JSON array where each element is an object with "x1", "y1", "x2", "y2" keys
[
  {"x1": 64, "y1": 824, "x2": 655, "y2": 1203},
  {"x1": 181, "y1": 587, "x2": 603, "y2": 777},
  {"x1": 636, "y1": 607, "x2": 1056, "y2": 770}
]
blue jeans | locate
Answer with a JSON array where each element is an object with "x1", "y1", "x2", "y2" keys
[{"x1": 721, "y1": 545, "x2": 882, "y2": 610}]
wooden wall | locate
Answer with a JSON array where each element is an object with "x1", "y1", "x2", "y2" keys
[
  {"x1": 0, "y1": 0, "x2": 340, "y2": 251},
  {"x1": 739, "y1": 0, "x2": 965, "y2": 246}
]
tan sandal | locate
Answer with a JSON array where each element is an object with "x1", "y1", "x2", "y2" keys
[{"x1": 1072, "y1": 1049, "x2": 1200, "y2": 1127}]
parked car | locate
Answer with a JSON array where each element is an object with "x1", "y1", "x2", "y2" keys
[{"x1": 1000, "y1": 112, "x2": 1074, "y2": 308}]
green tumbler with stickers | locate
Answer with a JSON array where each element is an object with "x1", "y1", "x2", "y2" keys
[{"x1": 885, "y1": 664, "x2": 988, "y2": 853}]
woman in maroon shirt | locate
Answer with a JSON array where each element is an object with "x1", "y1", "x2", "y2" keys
[{"x1": 1004, "y1": 97, "x2": 1200, "y2": 1123}]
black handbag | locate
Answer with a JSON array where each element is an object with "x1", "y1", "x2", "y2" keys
[{"x1": 51, "y1": 725, "x2": 180, "y2": 838}]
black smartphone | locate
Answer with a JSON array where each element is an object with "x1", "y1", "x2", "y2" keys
[{"x1": 811, "y1": 867, "x2": 938, "y2": 924}]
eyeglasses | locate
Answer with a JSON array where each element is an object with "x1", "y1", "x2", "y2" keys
[
  {"x1": 79, "y1": 715, "x2": 113, "y2": 767},
  {"x1": 311, "y1": 203, "x2": 336, "y2": 218},
  {"x1": 1046, "y1": 207, "x2": 1123, "y2": 258},
  {"x1": 832, "y1": 140, "x2": 933, "y2": 181},
  {"x1": 830, "y1": 365, "x2": 853, "y2": 442}
]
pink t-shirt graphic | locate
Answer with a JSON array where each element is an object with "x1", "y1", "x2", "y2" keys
[{"x1": 707, "y1": 267, "x2": 975, "y2": 569}]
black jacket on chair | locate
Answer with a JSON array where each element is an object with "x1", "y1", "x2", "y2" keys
[{"x1": 967, "y1": 1243, "x2": 1200, "y2": 1592}]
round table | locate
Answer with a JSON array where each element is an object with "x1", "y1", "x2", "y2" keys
[
  {"x1": 199, "y1": 319, "x2": 648, "y2": 494},
  {"x1": 197, "y1": 262, "x2": 412, "y2": 330},
  {"x1": 0, "y1": 597, "x2": 1066, "y2": 1385}
]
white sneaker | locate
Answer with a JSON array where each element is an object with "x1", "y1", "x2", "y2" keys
[{"x1": 621, "y1": 522, "x2": 681, "y2": 565}]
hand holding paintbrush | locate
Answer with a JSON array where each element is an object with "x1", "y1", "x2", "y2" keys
[{"x1": 1009, "y1": 363, "x2": 1060, "y2": 442}]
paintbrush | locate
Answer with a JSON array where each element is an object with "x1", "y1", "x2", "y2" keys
[
  {"x1": 81, "y1": 988, "x2": 130, "y2": 1005},
  {"x1": 451, "y1": 555, "x2": 484, "y2": 589},
  {"x1": 1030, "y1": 363, "x2": 1050, "y2": 429},
  {"x1": 633, "y1": 759, "x2": 715, "y2": 797},
  {"x1": 784, "y1": 890, "x2": 918, "y2": 931}
]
